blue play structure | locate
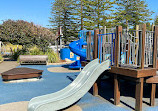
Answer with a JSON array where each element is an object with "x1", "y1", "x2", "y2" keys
[
  {"x1": 69, "y1": 30, "x2": 89, "y2": 69},
  {"x1": 60, "y1": 48, "x2": 80, "y2": 61}
]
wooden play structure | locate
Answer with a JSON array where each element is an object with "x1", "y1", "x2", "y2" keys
[{"x1": 85, "y1": 24, "x2": 158, "y2": 111}]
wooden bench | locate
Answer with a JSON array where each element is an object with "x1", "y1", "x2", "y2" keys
[
  {"x1": 19, "y1": 55, "x2": 48, "y2": 65},
  {"x1": 1, "y1": 67, "x2": 43, "y2": 81}
]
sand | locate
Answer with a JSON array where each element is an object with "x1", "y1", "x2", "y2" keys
[
  {"x1": 47, "y1": 67, "x2": 80, "y2": 73},
  {"x1": 0, "y1": 101, "x2": 82, "y2": 111}
]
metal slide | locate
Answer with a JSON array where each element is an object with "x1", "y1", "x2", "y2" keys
[{"x1": 28, "y1": 59, "x2": 110, "y2": 111}]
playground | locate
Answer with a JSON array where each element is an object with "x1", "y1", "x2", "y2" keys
[{"x1": 0, "y1": 24, "x2": 157, "y2": 111}]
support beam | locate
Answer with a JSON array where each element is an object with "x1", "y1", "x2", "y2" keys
[
  {"x1": 135, "y1": 25, "x2": 139, "y2": 64},
  {"x1": 114, "y1": 75, "x2": 120, "y2": 105},
  {"x1": 135, "y1": 78, "x2": 144, "y2": 111},
  {"x1": 93, "y1": 29, "x2": 99, "y2": 96},
  {"x1": 149, "y1": 26, "x2": 158, "y2": 106},
  {"x1": 153, "y1": 26, "x2": 158, "y2": 68},
  {"x1": 140, "y1": 24, "x2": 146, "y2": 69},
  {"x1": 86, "y1": 31, "x2": 91, "y2": 60},
  {"x1": 115, "y1": 26, "x2": 122, "y2": 67},
  {"x1": 93, "y1": 29, "x2": 99, "y2": 59},
  {"x1": 150, "y1": 84, "x2": 156, "y2": 106}
]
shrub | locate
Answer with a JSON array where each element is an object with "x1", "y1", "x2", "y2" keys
[
  {"x1": 12, "y1": 46, "x2": 59, "y2": 63},
  {"x1": 12, "y1": 48, "x2": 27, "y2": 60},
  {"x1": 28, "y1": 46, "x2": 44, "y2": 55},
  {"x1": 45, "y1": 49, "x2": 59, "y2": 63},
  {"x1": 0, "y1": 54, "x2": 4, "y2": 62}
]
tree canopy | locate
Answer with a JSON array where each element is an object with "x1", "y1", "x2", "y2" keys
[
  {"x1": 50, "y1": 0, "x2": 154, "y2": 42},
  {"x1": 49, "y1": 0, "x2": 77, "y2": 44},
  {"x1": 0, "y1": 20, "x2": 55, "y2": 50},
  {"x1": 113, "y1": 0, "x2": 153, "y2": 28}
]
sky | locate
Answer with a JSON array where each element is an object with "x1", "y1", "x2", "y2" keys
[
  {"x1": 0, "y1": 0, "x2": 53, "y2": 27},
  {"x1": 0, "y1": 0, "x2": 158, "y2": 28}
]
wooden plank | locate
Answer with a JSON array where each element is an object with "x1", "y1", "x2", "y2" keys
[
  {"x1": 153, "y1": 26, "x2": 158, "y2": 68},
  {"x1": 146, "y1": 76, "x2": 158, "y2": 83},
  {"x1": 114, "y1": 75, "x2": 120, "y2": 105},
  {"x1": 110, "y1": 66, "x2": 156, "y2": 78},
  {"x1": 135, "y1": 78, "x2": 144, "y2": 111},
  {"x1": 150, "y1": 83, "x2": 156, "y2": 106},
  {"x1": 1, "y1": 67, "x2": 43, "y2": 75},
  {"x1": 115, "y1": 26, "x2": 122, "y2": 67},
  {"x1": 2, "y1": 73, "x2": 42, "y2": 80},
  {"x1": 140, "y1": 24, "x2": 146, "y2": 69}
]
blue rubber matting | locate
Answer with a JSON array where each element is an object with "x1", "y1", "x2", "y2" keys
[{"x1": 0, "y1": 64, "x2": 157, "y2": 111}]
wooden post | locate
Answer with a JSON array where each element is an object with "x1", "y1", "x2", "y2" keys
[
  {"x1": 140, "y1": 24, "x2": 146, "y2": 69},
  {"x1": 150, "y1": 26, "x2": 158, "y2": 106},
  {"x1": 153, "y1": 26, "x2": 158, "y2": 68},
  {"x1": 150, "y1": 84, "x2": 156, "y2": 106},
  {"x1": 55, "y1": 32, "x2": 59, "y2": 56},
  {"x1": 126, "y1": 40, "x2": 130, "y2": 64},
  {"x1": 135, "y1": 78, "x2": 144, "y2": 111},
  {"x1": 115, "y1": 26, "x2": 122, "y2": 67},
  {"x1": 93, "y1": 29, "x2": 99, "y2": 96},
  {"x1": 93, "y1": 29, "x2": 99, "y2": 59},
  {"x1": 135, "y1": 25, "x2": 139, "y2": 64},
  {"x1": 151, "y1": 24, "x2": 155, "y2": 32},
  {"x1": 114, "y1": 26, "x2": 122, "y2": 105},
  {"x1": 114, "y1": 74, "x2": 120, "y2": 105},
  {"x1": 86, "y1": 31, "x2": 91, "y2": 60}
]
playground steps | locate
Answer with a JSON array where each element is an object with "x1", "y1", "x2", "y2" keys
[
  {"x1": 146, "y1": 75, "x2": 158, "y2": 83},
  {"x1": 146, "y1": 59, "x2": 158, "y2": 83}
]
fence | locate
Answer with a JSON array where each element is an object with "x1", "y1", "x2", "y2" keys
[
  {"x1": 97, "y1": 26, "x2": 155, "y2": 68},
  {"x1": 98, "y1": 33, "x2": 116, "y2": 65},
  {"x1": 116, "y1": 26, "x2": 155, "y2": 68}
]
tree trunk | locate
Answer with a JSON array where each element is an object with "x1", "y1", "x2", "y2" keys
[{"x1": 81, "y1": 0, "x2": 83, "y2": 30}]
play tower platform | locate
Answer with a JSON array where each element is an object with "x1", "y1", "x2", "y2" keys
[{"x1": 110, "y1": 25, "x2": 158, "y2": 111}]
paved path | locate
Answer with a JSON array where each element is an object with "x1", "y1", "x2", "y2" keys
[{"x1": 0, "y1": 61, "x2": 19, "y2": 73}]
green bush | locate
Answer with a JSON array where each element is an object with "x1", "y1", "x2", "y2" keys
[
  {"x1": 12, "y1": 48, "x2": 27, "y2": 60},
  {"x1": 45, "y1": 49, "x2": 59, "y2": 63},
  {"x1": 12, "y1": 46, "x2": 59, "y2": 63},
  {"x1": 0, "y1": 20, "x2": 55, "y2": 49},
  {"x1": 28, "y1": 46, "x2": 44, "y2": 55},
  {"x1": 0, "y1": 54, "x2": 4, "y2": 62}
]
